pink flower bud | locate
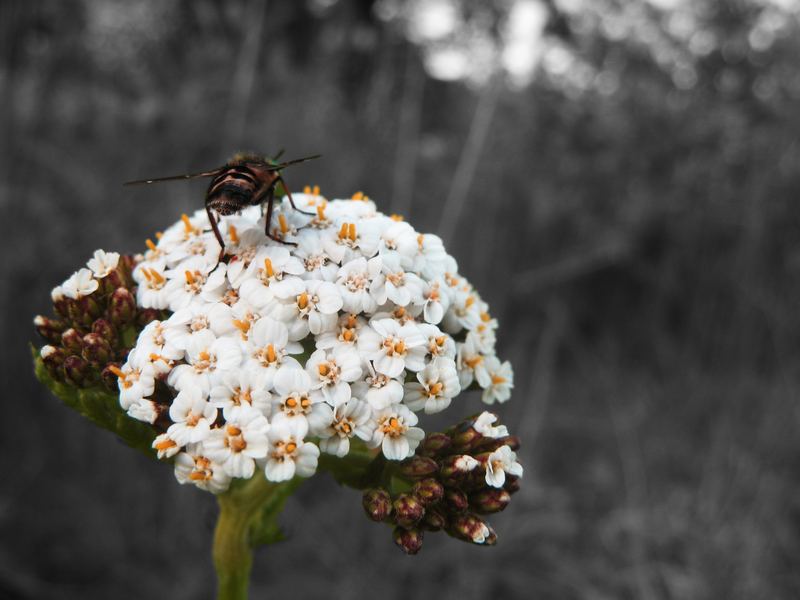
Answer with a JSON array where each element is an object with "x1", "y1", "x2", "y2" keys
[
  {"x1": 392, "y1": 493, "x2": 425, "y2": 528},
  {"x1": 362, "y1": 488, "x2": 393, "y2": 522},
  {"x1": 393, "y1": 527, "x2": 424, "y2": 555}
]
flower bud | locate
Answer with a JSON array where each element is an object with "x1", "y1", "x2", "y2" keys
[
  {"x1": 61, "y1": 328, "x2": 84, "y2": 355},
  {"x1": 419, "y1": 432, "x2": 452, "y2": 457},
  {"x1": 476, "y1": 434, "x2": 521, "y2": 453},
  {"x1": 393, "y1": 526, "x2": 424, "y2": 555},
  {"x1": 101, "y1": 362, "x2": 122, "y2": 392},
  {"x1": 91, "y1": 318, "x2": 118, "y2": 347},
  {"x1": 66, "y1": 297, "x2": 94, "y2": 329},
  {"x1": 421, "y1": 506, "x2": 447, "y2": 531},
  {"x1": 504, "y1": 475, "x2": 521, "y2": 494},
  {"x1": 447, "y1": 513, "x2": 497, "y2": 546},
  {"x1": 362, "y1": 488, "x2": 393, "y2": 522},
  {"x1": 63, "y1": 355, "x2": 89, "y2": 386},
  {"x1": 108, "y1": 288, "x2": 136, "y2": 325},
  {"x1": 439, "y1": 454, "x2": 480, "y2": 485},
  {"x1": 398, "y1": 455, "x2": 439, "y2": 480},
  {"x1": 82, "y1": 333, "x2": 112, "y2": 366},
  {"x1": 137, "y1": 308, "x2": 161, "y2": 328},
  {"x1": 469, "y1": 488, "x2": 511, "y2": 514},
  {"x1": 412, "y1": 478, "x2": 444, "y2": 507},
  {"x1": 392, "y1": 493, "x2": 425, "y2": 528},
  {"x1": 51, "y1": 288, "x2": 70, "y2": 319},
  {"x1": 33, "y1": 315, "x2": 65, "y2": 344},
  {"x1": 443, "y1": 488, "x2": 469, "y2": 513},
  {"x1": 78, "y1": 293, "x2": 103, "y2": 319},
  {"x1": 450, "y1": 421, "x2": 483, "y2": 451},
  {"x1": 40, "y1": 345, "x2": 66, "y2": 378}
]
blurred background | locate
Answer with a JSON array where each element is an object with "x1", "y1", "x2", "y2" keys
[{"x1": 3, "y1": 0, "x2": 800, "y2": 598}]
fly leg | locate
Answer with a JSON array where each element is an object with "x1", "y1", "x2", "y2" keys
[
  {"x1": 278, "y1": 175, "x2": 315, "y2": 216},
  {"x1": 206, "y1": 205, "x2": 226, "y2": 262},
  {"x1": 258, "y1": 184, "x2": 297, "y2": 246}
]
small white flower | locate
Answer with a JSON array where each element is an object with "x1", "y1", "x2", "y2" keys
[
  {"x1": 419, "y1": 279, "x2": 450, "y2": 325},
  {"x1": 272, "y1": 279, "x2": 343, "y2": 340},
  {"x1": 238, "y1": 247, "x2": 305, "y2": 307},
  {"x1": 357, "y1": 319, "x2": 426, "y2": 378},
  {"x1": 167, "y1": 386, "x2": 218, "y2": 445},
  {"x1": 336, "y1": 256, "x2": 382, "y2": 314},
  {"x1": 271, "y1": 365, "x2": 332, "y2": 434},
  {"x1": 481, "y1": 356, "x2": 514, "y2": 404},
  {"x1": 370, "y1": 255, "x2": 424, "y2": 308},
  {"x1": 137, "y1": 320, "x2": 184, "y2": 363},
  {"x1": 168, "y1": 329, "x2": 242, "y2": 394},
  {"x1": 165, "y1": 256, "x2": 227, "y2": 311},
  {"x1": 174, "y1": 449, "x2": 231, "y2": 494},
  {"x1": 152, "y1": 432, "x2": 181, "y2": 459},
  {"x1": 456, "y1": 336, "x2": 490, "y2": 389},
  {"x1": 418, "y1": 323, "x2": 457, "y2": 361},
  {"x1": 318, "y1": 399, "x2": 372, "y2": 457},
  {"x1": 62, "y1": 268, "x2": 98, "y2": 299},
  {"x1": 134, "y1": 261, "x2": 170, "y2": 309},
  {"x1": 295, "y1": 229, "x2": 338, "y2": 281},
  {"x1": 86, "y1": 249, "x2": 120, "y2": 279},
  {"x1": 473, "y1": 411, "x2": 509, "y2": 439},
  {"x1": 264, "y1": 418, "x2": 320, "y2": 482},
  {"x1": 404, "y1": 357, "x2": 461, "y2": 414},
  {"x1": 454, "y1": 455, "x2": 480, "y2": 472},
  {"x1": 315, "y1": 313, "x2": 365, "y2": 352},
  {"x1": 204, "y1": 406, "x2": 270, "y2": 479},
  {"x1": 351, "y1": 364, "x2": 405, "y2": 410},
  {"x1": 127, "y1": 398, "x2": 159, "y2": 424},
  {"x1": 485, "y1": 445, "x2": 523, "y2": 488},
  {"x1": 223, "y1": 225, "x2": 270, "y2": 287},
  {"x1": 113, "y1": 349, "x2": 156, "y2": 410},
  {"x1": 165, "y1": 303, "x2": 236, "y2": 350},
  {"x1": 323, "y1": 220, "x2": 379, "y2": 263},
  {"x1": 305, "y1": 346, "x2": 362, "y2": 407},
  {"x1": 368, "y1": 404, "x2": 424, "y2": 460},
  {"x1": 244, "y1": 317, "x2": 301, "y2": 387},
  {"x1": 443, "y1": 289, "x2": 482, "y2": 334},
  {"x1": 210, "y1": 369, "x2": 272, "y2": 416}
]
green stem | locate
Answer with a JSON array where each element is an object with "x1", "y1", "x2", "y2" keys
[{"x1": 213, "y1": 476, "x2": 297, "y2": 600}]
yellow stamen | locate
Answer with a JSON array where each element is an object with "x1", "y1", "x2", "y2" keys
[
  {"x1": 318, "y1": 363, "x2": 330, "y2": 376},
  {"x1": 303, "y1": 185, "x2": 311, "y2": 194},
  {"x1": 149, "y1": 353, "x2": 168, "y2": 364},
  {"x1": 264, "y1": 258, "x2": 274, "y2": 277},
  {"x1": 228, "y1": 224, "x2": 239, "y2": 244},
  {"x1": 465, "y1": 296, "x2": 475, "y2": 308},
  {"x1": 266, "y1": 344, "x2": 276, "y2": 363},
  {"x1": 233, "y1": 319, "x2": 250, "y2": 334},
  {"x1": 313, "y1": 185, "x2": 320, "y2": 195},
  {"x1": 316, "y1": 204, "x2": 326, "y2": 220},
  {"x1": 297, "y1": 292, "x2": 309, "y2": 309},
  {"x1": 393, "y1": 341, "x2": 406, "y2": 355},
  {"x1": 346, "y1": 314, "x2": 358, "y2": 328},
  {"x1": 155, "y1": 439, "x2": 176, "y2": 451},
  {"x1": 430, "y1": 382, "x2": 443, "y2": 395},
  {"x1": 108, "y1": 365, "x2": 125, "y2": 379},
  {"x1": 141, "y1": 268, "x2": 152, "y2": 282},
  {"x1": 342, "y1": 328, "x2": 354, "y2": 342},
  {"x1": 417, "y1": 234, "x2": 424, "y2": 249},
  {"x1": 491, "y1": 375, "x2": 507, "y2": 385},
  {"x1": 351, "y1": 191, "x2": 364, "y2": 201},
  {"x1": 285, "y1": 441, "x2": 297, "y2": 454},
  {"x1": 189, "y1": 471, "x2": 209, "y2": 481},
  {"x1": 390, "y1": 214, "x2": 404, "y2": 222},
  {"x1": 465, "y1": 356, "x2": 483, "y2": 369},
  {"x1": 145, "y1": 239, "x2": 157, "y2": 251},
  {"x1": 435, "y1": 336, "x2": 446, "y2": 346},
  {"x1": 185, "y1": 270, "x2": 196, "y2": 285},
  {"x1": 226, "y1": 425, "x2": 242, "y2": 437},
  {"x1": 149, "y1": 269, "x2": 165, "y2": 285},
  {"x1": 348, "y1": 223, "x2": 356, "y2": 242},
  {"x1": 155, "y1": 231, "x2": 163, "y2": 240},
  {"x1": 338, "y1": 223, "x2": 349, "y2": 240},
  {"x1": 198, "y1": 350, "x2": 211, "y2": 362},
  {"x1": 481, "y1": 311, "x2": 491, "y2": 322},
  {"x1": 181, "y1": 213, "x2": 192, "y2": 233},
  {"x1": 286, "y1": 397, "x2": 298, "y2": 408},
  {"x1": 279, "y1": 214, "x2": 288, "y2": 235}
]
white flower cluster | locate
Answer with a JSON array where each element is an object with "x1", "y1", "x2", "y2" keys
[{"x1": 116, "y1": 192, "x2": 514, "y2": 494}]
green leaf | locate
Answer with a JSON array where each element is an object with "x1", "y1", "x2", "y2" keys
[{"x1": 32, "y1": 346, "x2": 157, "y2": 457}]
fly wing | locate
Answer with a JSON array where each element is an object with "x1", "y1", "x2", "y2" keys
[
  {"x1": 264, "y1": 154, "x2": 322, "y2": 171},
  {"x1": 123, "y1": 168, "x2": 222, "y2": 186}
]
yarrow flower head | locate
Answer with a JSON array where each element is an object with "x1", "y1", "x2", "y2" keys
[{"x1": 33, "y1": 185, "x2": 521, "y2": 563}]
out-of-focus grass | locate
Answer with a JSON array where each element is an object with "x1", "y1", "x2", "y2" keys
[{"x1": 3, "y1": 1, "x2": 800, "y2": 598}]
